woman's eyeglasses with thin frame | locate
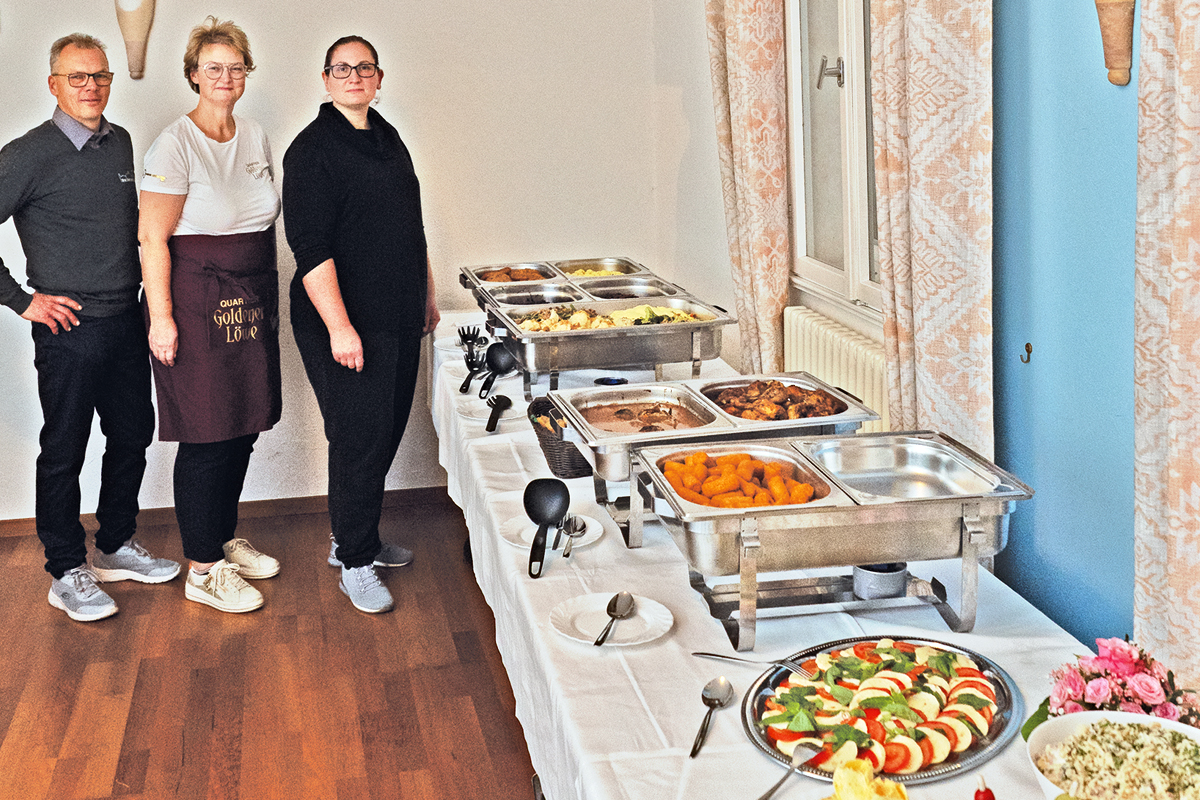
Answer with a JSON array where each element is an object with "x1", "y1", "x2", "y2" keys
[
  {"x1": 200, "y1": 62, "x2": 248, "y2": 80},
  {"x1": 52, "y1": 71, "x2": 114, "y2": 87},
  {"x1": 324, "y1": 62, "x2": 378, "y2": 79}
]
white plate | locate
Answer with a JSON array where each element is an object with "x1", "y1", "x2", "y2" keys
[
  {"x1": 549, "y1": 593, "x2": 673, "y2": 646},
  {"x1": 1026, "y1": 709, "x2": 1200, "y2": 799},
  {"x1": 457, "y1": 401, "x2": 521, "y2": 425},
  {"x1": 434, "y1": 337, "x2": 463, "y2": 352},
  {"x1": 499, "y1": 514, "x2": 603, "y2": 549}
]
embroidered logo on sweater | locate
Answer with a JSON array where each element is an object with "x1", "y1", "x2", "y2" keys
[
  {"x1": 245, "y1": 161, "x2": 271, "y2": 180},
  {"x1": 118, "y1": 171, "x2": 136, "y2": 183}
]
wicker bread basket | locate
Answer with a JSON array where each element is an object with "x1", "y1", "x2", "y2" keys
[{"x1": 528, "y1": 398, "x2": 593, "y2": 479}]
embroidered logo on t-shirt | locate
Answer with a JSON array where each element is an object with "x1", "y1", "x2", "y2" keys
[
  {"x1": 118, "y1": 171, "x2": 136, "y2": 183},
  {"x1": 245, "y1": 161, "x2": 271, "y2": 180}
]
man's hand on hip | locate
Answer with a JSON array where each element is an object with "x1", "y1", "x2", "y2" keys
[{"x1": 21, "y1": 292, "x2": 82, "y2": 333}]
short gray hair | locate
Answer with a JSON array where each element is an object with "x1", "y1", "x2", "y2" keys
[{"x1": 50, "y1": 34, "x2": 107, "y2": 72}]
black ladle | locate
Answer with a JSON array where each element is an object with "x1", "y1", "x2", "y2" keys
[
  {"x1": 478, "y1": 343, "x2": 518, "y2": 399},
  {"x1": 524, "y1": 478, "x2": 570, "y2": 579}
]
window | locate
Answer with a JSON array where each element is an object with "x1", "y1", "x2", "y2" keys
[{"x1": 785, "y1": 0, "x2": 881, "y2": 322}]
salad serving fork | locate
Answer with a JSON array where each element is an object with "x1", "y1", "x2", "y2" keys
[{"x1": 691, "y1": 651, "x2": 814, "y2": 679}]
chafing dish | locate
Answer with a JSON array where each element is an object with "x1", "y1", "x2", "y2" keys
[
  {"x1": 628, "y1": 432, "x2": 1033, "y2": 649},
  {"x1": 552, "y1": 257, "x2": 649, "y2": 277},
  {"x1": 489, "y1": 297, "x2": 736, "y2": 398},
  {"x1": 573, "y1": 275, "x2": 681, "y2": 300},
  {"x1": 549, "y1": 372, "x2": 877, "y2": 482}
]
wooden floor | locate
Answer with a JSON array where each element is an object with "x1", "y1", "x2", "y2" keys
[{"x1": 0, "y1": 491, "x2": 536, "y2": 800}]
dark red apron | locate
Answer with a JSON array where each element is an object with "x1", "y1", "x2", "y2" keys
[{"x1": 145, "y1": 228, "x2": 282, "y2": 443}]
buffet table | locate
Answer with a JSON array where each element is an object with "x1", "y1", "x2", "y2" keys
[{"x1": 430, "y1": 311, "x2": 1084, "y2": 800}]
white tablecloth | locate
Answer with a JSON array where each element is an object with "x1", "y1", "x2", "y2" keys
[{"x1": 431, "y1": 311, "x2": 1083, "y2": 800}]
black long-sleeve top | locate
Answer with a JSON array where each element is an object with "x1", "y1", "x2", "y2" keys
[{"x1": 282, "y1": 103, "x2": 427, "y2": 334}]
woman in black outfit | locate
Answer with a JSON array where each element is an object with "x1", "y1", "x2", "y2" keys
[{"x1": 282, "y1": 35, "x2": 439, "y2": 614}]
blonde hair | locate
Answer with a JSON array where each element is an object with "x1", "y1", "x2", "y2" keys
[
  {"x1": 183, "y1": 16, "x2": 255, "y2": 94},
  {"x1": 50, "y1": 34, "x2": 106, "y2": 73}
]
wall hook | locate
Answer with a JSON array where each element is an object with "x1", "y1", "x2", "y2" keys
[{"x1": 1020, "y1": 343, "x2": 1032, "y2": 363}]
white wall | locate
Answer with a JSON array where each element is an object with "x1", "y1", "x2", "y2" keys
[{"x1": 0, "y1": 0, "x2": 733, "y2": 520}]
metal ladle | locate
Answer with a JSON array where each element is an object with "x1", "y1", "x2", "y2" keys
[
  {"x1": 524, "y1": 478, "x2": 570, "y2": 579},
  {"x1": 689, "y1": 676, "x2": 734, "y2": 757}
]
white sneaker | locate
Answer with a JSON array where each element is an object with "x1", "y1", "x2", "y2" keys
[
  {"x1": 185, "y1": 560, "x2": 263, "y2": 613},
  {"x1": 221, "y1": 538, "x2": 280, "y2": 579}
]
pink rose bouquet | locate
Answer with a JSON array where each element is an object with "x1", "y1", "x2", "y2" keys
[{"x1": 1027, "y1": 637, "x2": 1200, "y2": 734}]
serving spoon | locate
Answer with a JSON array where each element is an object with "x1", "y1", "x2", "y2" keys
[
  {"x1": 689, "y1": 676, "x2": 735, "y2": 757},
  {"x1": 524, "y1": 478, "x2": 570, "y2": 579}
]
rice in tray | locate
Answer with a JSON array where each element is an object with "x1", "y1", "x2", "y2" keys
[{"x1": 1036, "y1": 718, "x2": 1200, "y2": 799}]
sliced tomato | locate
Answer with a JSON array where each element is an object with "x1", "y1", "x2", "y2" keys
[
  {"x1": 861, "y1": 707, "x2": 883, "y2": 721},
  {"x1": 893, "y1": 641, "x2": 918, "y2": 653},
  {"x1": 764, "y1": 698, "x2": 785, "y2": 712},
  {"x1": 816, "y1": 687, "x2": 837, "y2": 702},
  {"x1": 948, "y1": 679, "x2": 997, "y2": 702},
  {"x1": 865, "y1": 718, "x2": 887, "y2": 743},
  {"x1": 916, "y1": 735, "x2": 934, "y2": 767},
  {"x1": 978, "y1": 704, "x2": 994, "y2": 726},
  {"x1": 882, "y1": 741, "x2": 909, "y2": 773},
  {"x1": 837, "y1": 680, "x2": 859, "y2": 690},
  {"x1": 806, "y1": 744, "x2": 835, "y2": 768},
  {"x1": 853, "y1": 641, "x2": 878, "y2": 659},
  {"x1": 765, "y1": 726, "x2": 806, "y2": 743},
  {"x1": 906, "y1": 664, "x2": 928, "y2": 680},
  {"x1": 866, "y1": 654, "x2": 883, "y2": 664},
  {"x1": 861, "y1": 745, "x2": 882, "y2": 771},
  {"x1": 952, "y1": 667, "x2": 987, "y2": 680},
  {"x1": 801, "y1": 659, "x2": 820, "y2": 674}
]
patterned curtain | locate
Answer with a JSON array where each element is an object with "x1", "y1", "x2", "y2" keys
[
  {"x1": 706, "y1": 0, "x2": 791, "y2": 374},
  {"x1": 871, "y1": 0, "x2": 995, "y2": 459},
  {"x1": 1133, "y1": 0, "x2": 1200, "y2": 687}
]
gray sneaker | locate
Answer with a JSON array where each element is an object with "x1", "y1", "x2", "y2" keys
[
  {"x1": 327, "y1": 533, "x2": 413, "y2": 568},
  {"x1": 339, "y1": 564, "x2": 394, "y2": 613},
  {"x1": 49, "y1": 566, "x2": 118, "y2": 621},
  {"x1": 91, "y1": 539, "x2": 181, "y2": 584}
]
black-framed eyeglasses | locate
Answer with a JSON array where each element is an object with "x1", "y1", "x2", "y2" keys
[
  {"x1": 52, "y1": 71, "x2": 114, "y2": 87},
  {"x1": 201, "y1": 62, "x2": 248, "y2": 80},
  {"x1": 324, "y1": 62, "x2": 378, "y2": 79}
]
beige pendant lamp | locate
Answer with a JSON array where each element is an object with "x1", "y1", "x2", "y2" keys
[
  {"x1": 115, "y1": 0, "x2": 155, "y2": 79},
  {"x1": 1095, "y1": 0, "x2": 1135, "y2": 85}
]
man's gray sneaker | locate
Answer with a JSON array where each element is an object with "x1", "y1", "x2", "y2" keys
[
  {"x1": 327, "y1": 533, "x2": 413, "y2": 568},
  {"x1": 339, "y1": 564, "x2": 394, "y2": 613},
  {"x1": 48, "y1": 566, "x2": 118, "y2": 621},
  {"x1": 91, "y1": 539, "x2": 181, "y2": 584}
]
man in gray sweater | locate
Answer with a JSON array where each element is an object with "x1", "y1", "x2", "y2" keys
[{"x1": 0, "y1": 34, "x2": 179, "y2": 621}]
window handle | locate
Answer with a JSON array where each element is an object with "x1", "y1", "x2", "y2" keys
[{"x1": 817, "y1": 55, "x2": 844, "y2": 89}]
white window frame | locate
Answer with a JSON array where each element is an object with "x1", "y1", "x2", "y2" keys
[{"x1": 784, "y1": 0, "x2": 882, "y2": 332}]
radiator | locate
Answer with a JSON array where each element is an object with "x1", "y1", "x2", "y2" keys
[{"x1": 782, "y1": 306, "x2": 889, "y2": 432}]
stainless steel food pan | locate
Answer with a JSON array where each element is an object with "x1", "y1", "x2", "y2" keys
[
  {"x1": 792, "y1": 431, "x2": 1032, "y2": 505},
  {"x1": 458, "y1": 262, "x2": 560, "y2": 290},
  {"x1": 574, "y1": 275, "x2": 681, "y2": 300},
  {"x1": 552, "y1": 257, "x2": 649, "y2": 277},
  {"x1": 632, "y1": 435, "x2": 1030, "y2": 577},
  {"x1": 479, "y1": 283, "x2": 589, "y2": 307},
  {"x1": 490, "y1": 297, "x2": 735, "y2": 374},
  {"x1": 549, "y1": 372, "x2": 877, "y2": 482}
]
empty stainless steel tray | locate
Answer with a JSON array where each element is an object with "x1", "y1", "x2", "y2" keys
[{"x1": 575, "y1": 275, "x2": 681, "y2": 300}]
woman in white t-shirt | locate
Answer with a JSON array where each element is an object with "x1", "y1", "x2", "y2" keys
[{"x1": 138, "y1": 16, "x2": 281, "y2": 614}]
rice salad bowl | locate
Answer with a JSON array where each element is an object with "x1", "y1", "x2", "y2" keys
[{"x1": 1026, "y1": 710, "x2": 1200, "y2": 799}]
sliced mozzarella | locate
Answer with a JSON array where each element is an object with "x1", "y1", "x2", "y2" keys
[
  {"x1": 813, "y1": 709, "x2": 852, "y2": 726},
  {"x1": 942, "y1": 703, "x2": 990, "y2": 736},
  {"x1": 776, "y1": 735, "x2": 823, "y2": 757},
  {"x1": 947, "y1": 687, "x2": 997, "y2": 710},
  {"x1": 913, "y1": 645, "x2": 938, "y2": 665},
  {"x1": 816, "y1": 652, "x2": 834, "y2": 671},
  {"x1": 916, "y1": 725, "x2": 952, "y2": 764},
  {"x1": 873, "y1": 670, "x2": 913, "y2": 691},
  {"x1": 890, "y1": 735, "x2": 923, "y2": 774},
  {"x1": 858, "y1": 677, "x2": 903, "y2": 694},
  {"x1": 934, "y1": 714, "x2": 973, "y2": 752},
  {"x1": 849, "y1": 687, "x2": 892, "y2": 708},
  {"x1": 906, "y1": 691, "x2": 941, "y2": 722},
  {"x1": 826, "y1": 740, "x2": 860, "y2": 772}
]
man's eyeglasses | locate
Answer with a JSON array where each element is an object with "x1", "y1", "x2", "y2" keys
[
  {"x1": 52, "y1": 71, "x2": 114, "y2": 87},
  {"x1": 324, "y1": 62, "x2": 378, "y2": 79},
  {"x1": 201, "y1": 62, "x2": 248, "y2": 80}
]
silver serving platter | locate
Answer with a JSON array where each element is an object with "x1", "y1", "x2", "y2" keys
[
  {"x1": 459, "y1": 261, "x2": 561, "y2": 289},
  {"x1": 489, "y1": 296, "x2": 735, "y2": 374},
  {"x1": 550, "y1": 372, "x2": 877, "y2": 481},
  {"x1": 633, "y1": 433, "x2": 1032, "y2": 576},
  {"x1": 574, "y1": 275, "x2": 681, "y2": 300},
  {"x1": 552, "y1": 256, "x2": 649, "y2": 277},
  {"x1": 741, "y1": 636, "x2": 1024, "y2": 785}
]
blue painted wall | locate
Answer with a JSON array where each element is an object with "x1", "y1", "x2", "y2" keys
[{"x1": 993, "y1": 1, "x2": 1138, "y2": 647}]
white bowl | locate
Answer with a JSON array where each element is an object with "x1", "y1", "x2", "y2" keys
[{"x1": 1025, "y1": 709, "x2": 1200, "y2": 799}]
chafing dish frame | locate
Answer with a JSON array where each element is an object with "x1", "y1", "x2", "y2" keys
[{"x1": 627, "y1": 433, "x2": 1033, "y2": 650}]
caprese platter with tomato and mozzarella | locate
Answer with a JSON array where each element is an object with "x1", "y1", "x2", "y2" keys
[{"x1": 741, "y1": 636, "x2": 1023, "y2": 785}]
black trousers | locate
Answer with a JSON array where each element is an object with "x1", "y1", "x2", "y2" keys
[
  {"x1": 294, "y1": 327, "x2": 422, "y2": 568},
  {"x1": 31, "y1": 308, "x2": 156, "y2": 578},
  {"x1": 173, "y1": 433, "x2": 258, "y2": 563}
]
